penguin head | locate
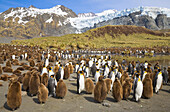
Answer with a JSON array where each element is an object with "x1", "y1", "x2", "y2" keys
[
  {"x1": 49, "y1": 67, "x2": 52, "y2": 70},
  {"x1": 98, "y1": 76, "x2": 104, "y2": 81}
]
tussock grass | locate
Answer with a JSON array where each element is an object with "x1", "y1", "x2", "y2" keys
[{"x1": 11, "y1": 25, "x2": 170, "y2": 49}]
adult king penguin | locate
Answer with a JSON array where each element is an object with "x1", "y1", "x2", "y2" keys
[{"x1": 133, "y1": 73, "x2": 143, "y2": 102}]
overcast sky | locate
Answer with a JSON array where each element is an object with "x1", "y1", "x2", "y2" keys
[{"x1": 0, "y1": 0, "x2": 169, "y2": 14}]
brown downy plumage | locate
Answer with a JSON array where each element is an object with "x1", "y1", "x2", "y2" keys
[
  {"x1": 3, "y1": 66, "x2": 13, "y2": 73},
  {"x1": 29, "y1": 59, "x2": 35, "y2": 67},
  {"x1": 120, "y1": 71, "x2": 129, "y2": 84},
  {"x1": 49, "y1": 56, "x2": 55, "y2": 62},
  {"x1": 0, "y1": 74, "x2": 9, "y2": 81},
  {"x1": 8, "y1": 74, "x2": 18, "y2": 82},
  {"x1": 56, "y1": 79, "x2": 67, "y2": 98},
  {"x1": 85, "y1": 78, "x2": 94, "y2": 94},
  {"x1": 142, "y1": 74, "x2": 153, "y2": 99},
  {"x1": 122, "y1": 78, "x2": 132, "y2": 100},
  {"x1": 64, "y1": 65, "x2": 70, "y2": 79},
  {"x1": 54, "y1": 65, "x2": 59, "y2": 73},
  {"x1": 13, "y1": 70, "x2": 22, "y2": 76},
  {"x1": 0, "y1": 65, "x2": 2, "y2": 74},
  {"x1": 0, "y1": 57, "x2": 4, "y2": 64},
  {"x1": 6, "y1": 60, "x2": 12, "y2": 67},
  {"x1": 22, "y1": 71, "x2": 31, "y2": 91},
  {"x1": 29, "y1": 71, "x2": 40, "y2": 96},
  {"x1": 69, "y1": 63, "x2": 74, "y2": 74},
  {"x1": 12, "y1": 59, "x2": 20, "y2": 66},
  {"x1": 41, "y1": 73, "x2": 48, "y2": 87},
  {"x1": 16, "y1": 67, "x2": 25, "y2": 71},
  {"x1": 38, "y1": 64, "x2": 43, "y2": 72},
  {"x1": 112, "y1": 78, "x2": 123, "y2": 102},
  {"x1": 29, "y1": 67, "x2": 38, "y2": 72},
  {"x1": 22, "y1": 65, "x2": 31, "y2": 70},
  {"x1": 37, "y1": 83, "x2": 48, "y2": 103},
  {"x1": 104, "y1": 78, "x2": 112, "y2": 93},
  {"x1": 7, "y1": 80, "x2": 22, "y2": 111},
  {"x1": 94, "y1": 76, "x2": 107, "y2": 103},
  {"x1": 18, "y1": 75, "x2": 23, "y2": 83}
]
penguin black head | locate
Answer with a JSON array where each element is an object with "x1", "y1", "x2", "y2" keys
[
  {"x1": 144, "y1": 68, "x2": 146, "y2": 71},
  {"x1": 136, "y1": 73, "x2": 140, "y2": 78},
  {"x1": 158, "y1": 69, "x2": 161, "y2": 72},
  {"x1": 49, "y1": 67, "x2": 52, "y2": 70},
  {"x1": 43, "y1": 64, "x2": 46, "y2": 67},
  {"x1": 97, "y1": 69, "x2": 100, "y2": 71}
]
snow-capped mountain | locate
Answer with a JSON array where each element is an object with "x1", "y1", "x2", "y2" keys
[
  {"x1": 78, "y1": 12, "x2": 96, "y2": 18},
  {"x1": 68, "y1": 7, "x2": 170, "y2": 32},
  {"x1": 0, "y1": 5, "x2": 170, "y2": 38},
  {"x1": 0, "y1": 5, "x2": 77, "y2": 38}
]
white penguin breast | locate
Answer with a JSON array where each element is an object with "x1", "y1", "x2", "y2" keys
[{"x1": 136, "y1": 81, "x2": 143, "y2": 96}]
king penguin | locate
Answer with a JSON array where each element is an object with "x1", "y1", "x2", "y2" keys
[
  {"x1": 153, "y1": 69, "x2": 163, "y2": 94},
  {"x1": 95, "y1": 69, "x2": 101, "y2": 83},
  {"x1": 41, "y1": 64, "x2": 48, "y2": 76},
  {"x1": 133, "y1": 73, "x2": 143, "y2": 102},
  {"x1": 77, "y1": 71, "x2": 85, "y2": 94}
]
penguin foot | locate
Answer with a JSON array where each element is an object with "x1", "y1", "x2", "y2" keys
[
  {"x1": 156, "y1": 91, "x2": 159, "y2": 94},
  {"x1": 48, "y1": 94, "x2": 53, "y2": 97}
]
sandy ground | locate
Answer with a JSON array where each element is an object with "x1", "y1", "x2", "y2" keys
[{"x1": 0, "y1": 60, "x2": 170, "y2": 112}]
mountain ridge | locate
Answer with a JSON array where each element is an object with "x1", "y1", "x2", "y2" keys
[{"x1": 0, "y1": 5, "x2": 170, "y2": 38}]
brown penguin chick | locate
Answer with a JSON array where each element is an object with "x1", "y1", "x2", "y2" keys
[
  {"x1": 22, "y1": 71, "x2": 31, "y2": 91},
  {"x1": 142, "y1": 74, "x2": 153, "y2": 99},
  {"x1": 69, "y1": 63, "x2": 74, "y2": 74},
  {"x1": 104, "y1": 78, "x2": 112, "y2": 93},
  {"x1": 64, "y1": 65, "x2": 70, "y2": 79},
  {"x1": 37, "y1": 83, "x2": 48, "y2": 104},
  {"x1": 2, "y1": 66, "x2": 13, "y2": 73},
  {"x1": 122, "y1": 78, "x2": 132, "y2": 100},
  {"x1": 16, "y1": 67, "x2": 25, "y2": 71},
  {"x1": 120, "y1": 71, "x2": 129, "y2": 84},
  {"x1": 38, "y1": 64, "x2": 43, "y2": 72},
  {"x1": 56, "y1": 79, "x2": 67, "y2": 99},
  {"x1": 7, "y1": 80, "x2": 22, "y2": 111},
  {"x1": 29, "y1": 71, "x2": 40, "y2": 96},
  {"x1": 54, "y1": 65, "x2": 59, "y2": 73},
  {"x1": 18, "y1": 75, "x2": 23, "y2": 83},
  {"x1": 0, "y1": 65, "x2": 2, "y2": 74},
  {"x1": 94, "y1": 76, "x2": 107, "y2": 103},
  {"x1": 20, "y1": 62, "x2": 27, "y2": 66},
  {"x1": 0, "y1": 57, "x2": 3, "y2": 64},
  {"x1": 29, "y1": 67, "x2": 38, "y2": 72},
  {"x1": 13, "y1": 70, "x2": 22, "y2": 76},
  {"x1": 6, "y1": 60, "x2": 12, "y2": 67},
  {"x1": 29, "y1": 59, "x2": 35, "y2": 67},
  {"x1": 49, "y1": 56, "x2": 55, "y2": 62},
  {"x1": 85, "y1": 78, "x2": 94, "y2": 94},
  {"x1": 8, "y1": 74, "x2": 18, "y2": 82},
  {"x1": 41, "y1": 73, "x2": 48, "y2": 87},
  {"x1": 112, "y1": 78, "x2": 123, "y2": 102},
  {"x1": 22, "y1": 65, "x2": 31, "y2": 70},
  {"x1": 0, "y1": 74, "x2": 9, "y2": 81}
]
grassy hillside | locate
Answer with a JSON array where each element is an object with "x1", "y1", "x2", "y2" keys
[{"x1": 11, "y1": 25, "x2": 170, "y2": 49}]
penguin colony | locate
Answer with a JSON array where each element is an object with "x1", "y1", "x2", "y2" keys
[{"x1": 0, "y1": 44, "x2": 169, "y2": 111}]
